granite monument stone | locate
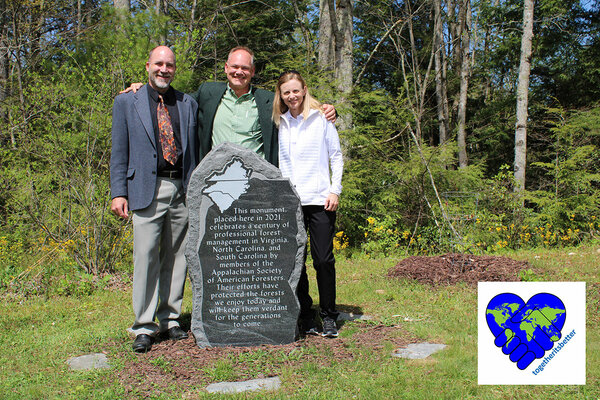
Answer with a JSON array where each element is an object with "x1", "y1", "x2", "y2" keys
[{"x1": 186, "y1": 143, "x2": 307, "y2": 347}]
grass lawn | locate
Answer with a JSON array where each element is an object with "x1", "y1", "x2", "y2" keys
[{"x1": 0, "y1": 246, "x2": 598, "y2": 399}]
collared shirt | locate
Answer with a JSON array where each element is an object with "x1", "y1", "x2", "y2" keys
[
  {"x1": 212, "y1": 85, "x2": 264, "y2": 157},
  {"x1": 278, "y1": 109, "x2": 343, "y2": 206},
  {"x1": 147, "y1": 84, "x2": 183, "y2": 172}
]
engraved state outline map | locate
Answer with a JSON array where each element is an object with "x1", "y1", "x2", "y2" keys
[{"x1": 203, "y1": 158, "x2": 252, "y2": 212}]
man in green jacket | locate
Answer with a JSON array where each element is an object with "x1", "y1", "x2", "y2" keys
[
  {"x1": 191, "y1": 46, "x2": 279, "y2": 164},
  {"x1": 191, "y1": 46, "x2": 336, "y2": 166}
]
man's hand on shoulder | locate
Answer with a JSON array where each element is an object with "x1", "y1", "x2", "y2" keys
[
  {"x1": 322, "y1": 104, "x2": 337, "y2": 123},
  {"x1": 120, "y1": 82, "x2": 144, "y2": 94},
  {"x1": 111, "y1": 197, "x2": 130, "y2": 219}
]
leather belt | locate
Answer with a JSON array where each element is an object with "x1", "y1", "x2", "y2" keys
[{"x1": 157, "y1": 170, "x2": 182, "y2": 179}]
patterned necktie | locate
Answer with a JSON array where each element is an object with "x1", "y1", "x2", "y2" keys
[{"x1": 157, "y1": 94, "x2": 177, "y2": 165}]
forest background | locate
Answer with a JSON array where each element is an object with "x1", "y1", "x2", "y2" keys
[{"x1": 0, "y1": 0, "x2": 599, "y2": 294}]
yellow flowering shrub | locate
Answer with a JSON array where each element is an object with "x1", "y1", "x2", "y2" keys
[{"x1": 333, "y1": 231, "x2": 349, "y2": 251}]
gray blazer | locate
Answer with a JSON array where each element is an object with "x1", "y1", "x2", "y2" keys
[{"x1": 110, "y1": 84, "x2": 198, "y2": 211}]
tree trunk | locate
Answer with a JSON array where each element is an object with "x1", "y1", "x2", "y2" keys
[
  {"x1": 10, "y1": 11, "x2": 27, "y2": 139},
  {"x1": 318, "y1": 0, "x2": 334, "y2": 71},
  {"x1": 187, "y1": 0, "x2": 197, "y2": 45},
  {"x1": 113, "y1": 0, "x2": 130, "y2": 10},
  {"x1": 76, "y1": 0, "x2": 82, "y2": 37},
  {"x1": 291, "y1": 0, "x2": 313, "y2": 62},
  {"x1": 482, "y1": 0, "x2": 501, "y2": 103},
  {"x1": 29, "y1": 0, "x2": 45, "y2": 70},
  {"x1": 114, "y1": 0, "x2": 129, "y2": 27},
  {"x1": 0, "y1": 0, "x2": 11, "y2": 147},
  {"x1": 335, "y1": 0, "x2": 353, "y2": 133},
  {"x1": 456, "y1": 0, "x2": 471, "y2": 168},
  {"x1": 400, "y1": 1, "x2": 434, "y2": 145},
  {"x1": 318, "y1": 0, "x2": 353, "y2": 134},
  {"x1": 152, "y1": 0, "x2": 168, "y2": 43},
  {"x1": 514, "y1": 0, "x2": 534, "y2": 191},
  {"x1": 447, "y1": 0, "x2": 461, "y2": 69},
  {"x1": 433, "y1": 0, "x2": 449, "y2": 145}
]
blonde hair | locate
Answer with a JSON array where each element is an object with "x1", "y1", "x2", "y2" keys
[{"x1": 272, "y1": 71, "x2": 322, "y2": 127}]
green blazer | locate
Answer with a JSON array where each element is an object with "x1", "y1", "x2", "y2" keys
[{"x1": 191, "y1": 81, "x2": 278, "y2": 166}]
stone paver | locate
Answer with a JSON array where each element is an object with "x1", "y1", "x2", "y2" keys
[
  {"x1": 67, "y1": 353, "x2": 110, "y2": 370},
  {"x1": 392, "y1": 342, "x2": 447, "y2": 359},
  {"x1": 205, "y1": 377, "x2": 281, "y2": 394}
]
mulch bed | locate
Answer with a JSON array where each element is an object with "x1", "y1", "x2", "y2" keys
[
  {"x1": 387, "y1": 253, "x2": 532, "y2": 286},
  {"x1": 114, "y1": 323, "x2": 416, "y2": 396}
]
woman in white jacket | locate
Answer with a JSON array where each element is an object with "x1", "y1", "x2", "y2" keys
[{"x1": 272, "y1": 71, "x2": 343, "y2": 338}]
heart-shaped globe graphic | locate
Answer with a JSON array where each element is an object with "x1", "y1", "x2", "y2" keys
[{"x1": 486, "y1": 293, "x2": 566, "y2": 370}]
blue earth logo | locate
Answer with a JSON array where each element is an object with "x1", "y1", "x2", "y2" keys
[{"x1": 486, "y1": 293, "x2": 566, "y2": 370}]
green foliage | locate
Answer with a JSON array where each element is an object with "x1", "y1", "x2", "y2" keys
[
  {"x1": 528, "y1": 106, "x2": 600, "y2": 229},
  {"x1": 348, "y1": 153, "x2": 600, "y2": 256},
  {"x1": 340, "y1": 85, "x2": 490, "y2": 254},
  {"x1": 0, "y1": 1, "x2": 303, "y2": 293},
  {"x1": 0, "y1": 8, "x2": 166, "y2": 279},
  {"x1": 1, "y1": 0, "x2": 600, "y2": 294},
  {"x1": 202, "y1": 359, "x2": 236, "y2": 381},
  {"x1": 361, "y1": 215, "x2": 429, "y2": 256},
  {"x1": 518, "y1": 268, "x2": 540, "y2": 282},
  {"x1": 54, "y1": 271, "x2": 112, "y2": 297},
  {"x1": 0, "y1": 233, "x2": 27, "y2": 288}
]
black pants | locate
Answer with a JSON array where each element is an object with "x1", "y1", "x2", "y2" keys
[{"x1": 297, "y1": 205, "x2": 339, "y2": 321}]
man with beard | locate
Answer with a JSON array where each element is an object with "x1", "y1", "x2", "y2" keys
[{"x1": 110, "y1": 46, "x2": 198, "y2": 353}]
